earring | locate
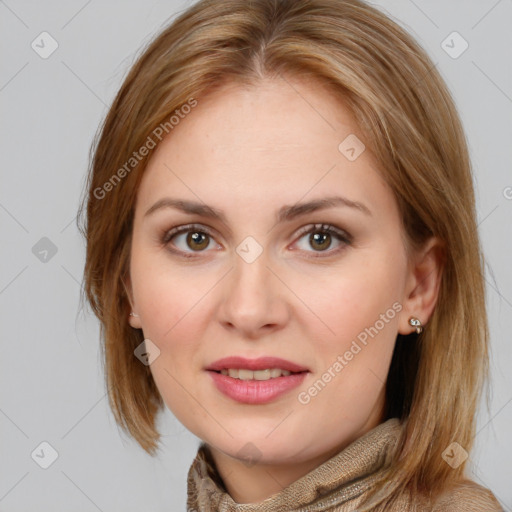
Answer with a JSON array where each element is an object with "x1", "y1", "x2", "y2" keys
[
  {"x1": 408, "y1": 317, "x2": 423, "y2": 334},
  {"x1": 130, "y1": 312, "x2": 139, "y2": 318}
]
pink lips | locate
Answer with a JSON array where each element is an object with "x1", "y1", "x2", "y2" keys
[
  {"x1": 205, "y1": 356, "x2": 309, "y2": 404},
  {"x1": 205, "y1": 356, "x2": 309, "y2": 373}
]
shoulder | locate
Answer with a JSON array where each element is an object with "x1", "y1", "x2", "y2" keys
[{"x1": 431, "y1": 479, "x2": 504, "y2": 512}]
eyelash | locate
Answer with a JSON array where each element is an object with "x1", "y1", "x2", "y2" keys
[{"x1": 161, "y1": 223, "x2": 352, "y2": 259}]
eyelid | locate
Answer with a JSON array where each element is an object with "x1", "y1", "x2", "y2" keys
[
  {"x1": 161, "y1": 223, "x2": 219, "y2": 244},
  {"x1": 292, "y1": 223, "x2": 352, "y2": 244}
]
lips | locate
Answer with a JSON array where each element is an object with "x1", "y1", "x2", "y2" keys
[
  {"x1": 208, "y1": 370, "x2": 308, "y2": 404},
  {"x1": 205, "y1": 356, "x2": 310, "y2": 404},
  {"x1": 205, "y1": 356, "x2": 309, "y2": 373}
]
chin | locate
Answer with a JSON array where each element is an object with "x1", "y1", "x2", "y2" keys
[{"x1": 209, "y1": 433, "x2": 309, "y2": 465}]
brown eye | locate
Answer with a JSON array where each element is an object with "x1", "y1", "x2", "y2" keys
[
  {"x1": 186, "y1": 231, "x2": 210, "y2": 251},
  {"x1": 162, "y1": 224, "x2": 219, "y2": 257},
  {"x1": 309, "y1": 231, "x2": 332, "y2": 251},
  {"x1": 294, "y1": 223, "x2": 352, "y2": 257}
]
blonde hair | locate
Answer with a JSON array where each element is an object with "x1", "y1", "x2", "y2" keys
[{"x1": 78, "y1": 0, "x2": 491, "y2": 505}]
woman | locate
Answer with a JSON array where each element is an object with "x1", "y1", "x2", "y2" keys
[{"x1": 78, "y1": 0, "x2": 504, "y2": 509}]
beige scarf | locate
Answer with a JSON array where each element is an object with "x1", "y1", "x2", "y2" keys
[{"x1": 186, "y1": 417, "x2": 503, "y2": 511}]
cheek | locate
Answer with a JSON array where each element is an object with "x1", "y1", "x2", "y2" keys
[
  {"x1": 130, "y1": 258, "x2": 209, "y2": 425},
  {"x1": 300, "y1": 255, "x2": 402, "y2": 341},
  {"x1": 130, "y1": 257, "x2": 171, "y2": 350},
  {"x1": 130, "y1": 244, "x2": 190, "y2": 328},
  {"x1": 138, "y1": 283, "x2": 203, "y2": 356},
  {"x1": 130, "y1": 250, "x2": 219, "y2": 367},
  {"x1": 297, "y1": 251, "x2": 403, "y2": 405}
]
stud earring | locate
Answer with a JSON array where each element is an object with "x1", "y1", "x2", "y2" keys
[
  {"x1": 130, "y1": 312, "x2": 139, "y2": 318},
  {"x1": 408, "y1": 317, "x2": 423, "y2": 334}
]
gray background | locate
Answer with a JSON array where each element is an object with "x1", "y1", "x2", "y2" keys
[{"x1": 1, "y1": 0, "x2": 511, "y2": 510}]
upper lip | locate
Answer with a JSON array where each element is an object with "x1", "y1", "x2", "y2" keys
[{"x1": 206, "y1": 356, "x2": 309, "y2": 373}]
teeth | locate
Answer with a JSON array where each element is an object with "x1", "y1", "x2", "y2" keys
[
  {"x1": 255, "y1": 369, "x2": 271, "y2": 380},
  {"x1": 238, "y1": 369, "x2": 252, "y2": 380},
  {"x1": 219, "y1": 368, "x2": 293, "y2": 380}
]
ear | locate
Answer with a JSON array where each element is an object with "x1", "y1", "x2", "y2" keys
[
  {"x1": 398, "y1": 236, "x2": 445, "y2": 335},
  {"x1": 122, "y1": 273, "x2": 142, "y2": 329}
]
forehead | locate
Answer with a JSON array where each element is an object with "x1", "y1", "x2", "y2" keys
[
  {"x1": 136, "y1": 76, "x2": 394, "y2": 219},
  {"x1": 179, "y1": 77, "x2": 357, "y2": 152}
]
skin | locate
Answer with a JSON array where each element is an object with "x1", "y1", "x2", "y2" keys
[{"x1": 125, "y1": 75, "x2": 443, "y2": 504}]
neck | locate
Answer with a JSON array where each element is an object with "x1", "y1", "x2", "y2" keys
[
  {"x1": 205, "y1": 440, "x2": 349, "y2": 504},
  {"x1": 204, "y1": 410, "x2": 385, "y2": 505}
]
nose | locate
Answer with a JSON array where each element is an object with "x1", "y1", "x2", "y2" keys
[{"x1": 218, "y1": 248, "x2": 290, "y2": 339}]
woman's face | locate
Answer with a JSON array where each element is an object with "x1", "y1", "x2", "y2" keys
[{"x1": 127, "y1": 77, "x2": 420, "y2": 466}]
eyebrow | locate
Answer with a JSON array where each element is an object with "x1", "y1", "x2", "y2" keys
[{"x1": 144, "y1": 195, "x2": 372, "y2": 223}]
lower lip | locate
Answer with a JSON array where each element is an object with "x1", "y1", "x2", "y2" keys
[{"x1": 207, "y1": 370, "x2": 308, "y2": 404}]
